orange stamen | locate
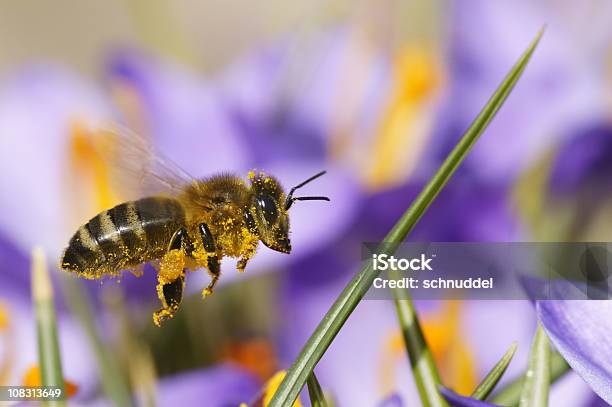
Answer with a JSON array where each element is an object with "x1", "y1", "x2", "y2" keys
[
  {"x1": 22, "y1": 365, "x2": 78, "y2": 398},
  {"x1": 218, "y1": 338, "x2": 278, "y2": 382},
  {"x1": 379, "y1": 301, "x2": 477, "y2": 396}
]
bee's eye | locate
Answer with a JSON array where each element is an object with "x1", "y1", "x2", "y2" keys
[{"x1": 257, "y1": 195, "x2": 278, "y2": 224}]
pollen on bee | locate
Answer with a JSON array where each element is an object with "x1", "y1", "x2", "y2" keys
[
  {"x1": 247, "y1": 170, "x2": 256, "y2": 180},
  {"x1": 189, "y1": 246, "x2": 212, "y2": 271},
  {"x1": 158, "y1": 249, "x2": 185, "y2": 284},
  {"x1": 129, "y1": 264, "x2": 145, "y2": 278}
]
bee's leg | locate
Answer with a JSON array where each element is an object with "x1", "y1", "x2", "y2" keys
[
  {"x1": 237, "y1": 237, "x2": 259, "y2": 272},
  {"x1": 168, "y1": 227, "x2": 195, "y2": 256},
  {"x1": 153, "y1": 228, "x2": 193, "y2": 326},
  {"x1": 153, "y1": 274, "x2": 185, "y2": 327},
  {"x1": 237, "y1": 251, "x2": 254, "y2": 272},
  {"x1": 199, "y1": 223, "x2": 221, "y2": 298}
]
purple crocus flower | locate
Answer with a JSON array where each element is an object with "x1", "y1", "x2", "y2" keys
[
  {"x1": 532, "y1": 111, "x2": 612, "y2": 404},
  {"x1": 538, "y1": 299, "x2": 612, "y2": 403},
  {"x1": 440, "y1": 386, "x2": 499, "y2": 407},
  {"x1": 429, "y1": 0, "x2": 612, "y2": 182},
  {"x1": 0, "y1": 65, "x2": 114, "y2": 257},
  {"x1": 549, "y1": 120, "x2": 612, "y2": 199},
  {"x1": 215, "y1": 24, "x2": 440, "y2": 191},
  {"x1": 155, "y1": 364, "x2": 260, "y2": 406},
  {"x1": 84, "y1": 364, "x2": 260, "y2": 406},
  {"x1": 109, "y1": 49, "x2": 251, "y2": 176}
]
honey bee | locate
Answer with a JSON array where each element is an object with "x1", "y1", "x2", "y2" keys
[{"x1": 60, "y1": 127, "x2": 329, "y2": 326}]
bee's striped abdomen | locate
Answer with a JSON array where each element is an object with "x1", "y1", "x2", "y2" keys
[{"x1": 61, "y1": 197, "x2": 186, "y2": 278}]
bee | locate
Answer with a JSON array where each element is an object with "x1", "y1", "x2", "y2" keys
[{"x1": 59, "y1": 127, "x2": 329, "y2": 326}]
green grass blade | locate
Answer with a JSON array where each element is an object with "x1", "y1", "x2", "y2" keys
[
  {"x1": 518, "y1": 325, "x2": 550, "y2": 407},
  {"x1": 393, "y1": 294, "x2": 445, "y2": 406},
  {"x1": 491, "y1": 351, "x2": 568, "y2": 406},
  {"x1": 32, "y1": 248, "x2": 67, "y2": 407},
  {"x1": 307, "y1": 370, "x2": 328, "y2": 407},
  {"x1": 61, "y1": 278, "x2": 132, "y2": 407},
  {"x1": 268, "y1": 29, "x2": 544, "y2": 407},
  {"x1": 471, "y1": 342, "x2": 517, "y2": 400}
]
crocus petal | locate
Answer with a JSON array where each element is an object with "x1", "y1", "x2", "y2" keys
[
  {"x1": 439, "y1": 386, "x2": 499, "y2": 407},
  {"x1": 548, "y1": 121, "x2": 612, "y2": 196},
  {"x1": 463, "y1": 300, "x2": 534, "y2": 382},
  {"x1": 355, "y1": 176, "x2": 520, "y2": 242},
  {"x1": 0, "y1": 231, "x2": 30, "y2": 300},
  {"x1": 218, "y1": 44, "x2": 328, "y2": 166},
  {"x1": 218, "y1": 26, "x2": 395, "y2": 176},
  {"x1": 549, "y1": 372, "x2": 608, "y2": 407},
  {"x1": 430, "y1": 0, "x2": 611, "y2": 181},
  {"x1": 377, "y1": 393, "x2": 404, "y2": 407},
  {"x1": 0, "y1": 65, "x2": 114, "y2": 257},
  {"x1": 537, "y1": 300, "x2": 612, "y2": 403},
  {"x1": 108, "y1": 50, "x2": 250, "y2": 176},
  {"x1": 155, "y1": 365, "x2": 259, "y2": 406}
]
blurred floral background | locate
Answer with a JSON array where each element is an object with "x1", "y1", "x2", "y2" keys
[{"x1": 1, "y1": 0, "x2": 612, "y2": 406}]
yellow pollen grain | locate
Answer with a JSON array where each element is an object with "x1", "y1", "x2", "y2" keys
[
  {"x1": 158, "y1": 250, "x2": 185, "y2": 284},
  {"x1": 129, "y1": 264, "x2": 145, "y2": 278}
]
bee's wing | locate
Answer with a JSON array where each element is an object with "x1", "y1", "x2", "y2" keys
[{"x1": 93, "y1": 125, "x2": 194, "y2": 200}]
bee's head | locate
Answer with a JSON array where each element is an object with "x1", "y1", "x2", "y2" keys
[{"x1": 245, "y1": 170, "x2": 329, "y2": 254}]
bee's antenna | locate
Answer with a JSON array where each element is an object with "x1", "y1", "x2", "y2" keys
[{"x1": 285, "y1": 170, "x2": 330, "y2": 210}]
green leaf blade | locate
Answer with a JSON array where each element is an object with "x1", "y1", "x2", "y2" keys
[
  {"x1": 518, "y1": 325, "x2": 551, "y2": 407},
  {"x1": 491, "y1": 351, "x2": 569, "y2": 406},
  {"x1": 32, "y1": 248, "x2": 67, "y2": 407},
  {"x1": 268, "y1": 28, "x2": 544, "y2": 407},
  {"x1": 393, "y1": 296, "x2": 446, "y2": 406},
  {"x1": 472, "y1": 342, "x2": 518, "y2": 400},
  {"x1": 307, "y1": 371, "x2": 328, "y2": 407},
  {"x1": 61, "y1": 278, "x2": 132, "y2": 407}
]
